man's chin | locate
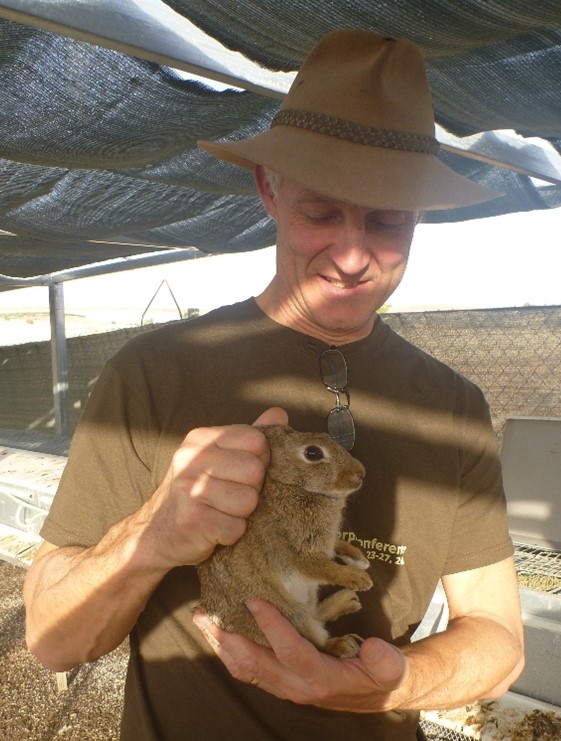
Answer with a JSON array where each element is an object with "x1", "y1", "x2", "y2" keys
[{"x1": 308, "y1": 311, "x2": 377, "y2": 343}]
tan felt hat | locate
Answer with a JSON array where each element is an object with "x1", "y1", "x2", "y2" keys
[{"x1": 199, "y1": 29, "x2": 501, "y2": 211}]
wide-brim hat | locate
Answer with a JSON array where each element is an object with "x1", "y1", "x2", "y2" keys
[{"x1": 199, "y1": 29, "x2": 501, "y2": 211}]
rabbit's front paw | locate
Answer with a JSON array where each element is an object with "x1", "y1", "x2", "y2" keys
[
  {"x1": 335, "y1": 540, "x2": 370, "y2": 569},
  {"x1": 341, "y1": 566, "x2": 373, "y2": 592}
]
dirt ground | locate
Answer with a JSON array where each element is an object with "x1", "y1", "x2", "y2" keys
[{"x1": 0, "y1": 561, "x2": 128, "y2": 741}]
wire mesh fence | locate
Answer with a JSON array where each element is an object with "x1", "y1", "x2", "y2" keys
[
  {"x1": 0, "y1": 305, "x2": 560, "y2": 437},
  {"x1": 420, "y1": 719, "x2": 471, "y2": 740},
  {"x1": 514, "y1": 543, "x2": 561, "y2": 594},
  {"x1": 384, "y1": 305, "x2": 561, "y2": 443}
]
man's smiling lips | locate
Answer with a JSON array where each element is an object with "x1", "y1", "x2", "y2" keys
[{"x1": 321, "y1": 275, "x2": 367, "y2": 289}]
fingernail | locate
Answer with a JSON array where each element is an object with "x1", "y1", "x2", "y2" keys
[{"x1": 245, "y1": 599, "x2": 265, "y2": 614}]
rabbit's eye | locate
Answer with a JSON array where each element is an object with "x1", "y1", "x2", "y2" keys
[{"x1": 303, "y1": 445, "x2": 325, "y2": 461}]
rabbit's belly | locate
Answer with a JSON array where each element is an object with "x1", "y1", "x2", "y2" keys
[{"x1": 281, "y1": 572, "x2": 318, "y2": 605}]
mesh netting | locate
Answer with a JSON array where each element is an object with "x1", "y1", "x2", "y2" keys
[
  {"x1": 514, "y1": 544, "x2": 561, "y2": 593},
  {"x1": 420, "y1": 719, "x2": 471, "y2": 740},
  {"x1": 384, "y1": 306, "x2": 561, "y2": 443},
  {"x1": 0, "y1": 3, "x2": 560, "y2": 277}
]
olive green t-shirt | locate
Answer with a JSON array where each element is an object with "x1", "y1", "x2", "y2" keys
[{"x1": 41, "y1": 298, "x2": 513, "y2": 741}]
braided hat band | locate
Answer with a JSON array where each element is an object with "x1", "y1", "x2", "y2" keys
[{"x1": 272, "y1": 109, "x2": 440, "y2": 156}]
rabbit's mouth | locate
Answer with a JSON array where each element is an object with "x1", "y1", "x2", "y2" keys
[
  {"x1": 336, "y1": 473, "x2": 365, "y2": 495},
  {"x1": 313, "y1": 483, "x2": 363, "y2": 498}
]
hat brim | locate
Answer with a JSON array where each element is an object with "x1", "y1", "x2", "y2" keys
[{"x1": 199, "y1": 127, "x2": 501, "y2": 211}]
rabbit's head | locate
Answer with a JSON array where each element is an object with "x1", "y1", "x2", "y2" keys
[{"x1": 259, "y1": 425, "x2": 365, "y2": 497}]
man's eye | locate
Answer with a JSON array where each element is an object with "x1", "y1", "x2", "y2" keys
[
  {"x1": 307, "y1": 211, "x2": 338, "y2": 224},
  {"x1": 367, "y1": 211, "x2": 408, "y2": 228}
]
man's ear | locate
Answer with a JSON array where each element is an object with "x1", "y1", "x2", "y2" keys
[{"x1": 254, "y1": 165, "x2": 278, "y2": 220}]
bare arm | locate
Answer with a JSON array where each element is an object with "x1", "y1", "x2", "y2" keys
[
  {"x1": 24, "y1": 530, "x2": 167, "y2": 671},
  {"x1": 398, "y1": 556, "x2": 525, "y2": 709},
  {"x1": 194, "y1": 556, "x2": 524, "y2": 712},
  {"x1": 24, "y1": 408, "x2": 288, "y2": 672}
]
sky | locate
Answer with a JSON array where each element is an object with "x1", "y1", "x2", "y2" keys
[
  {"x1": 0, "y1": 206, "x2": 559, "y2": 343},
  {"x1": 390, "y1": 206, "x2": 561, "y2": 310}
]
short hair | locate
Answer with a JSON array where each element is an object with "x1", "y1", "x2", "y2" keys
[{"x1": 263, "y1": 167, "x2": 282, "y2": 197}]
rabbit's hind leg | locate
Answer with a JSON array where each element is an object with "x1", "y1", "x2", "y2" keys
[
  {"x1": 323, "y1": 633, "x2": 363, "y2": 658},
  {"x1": 296, "y1": 614, "x2": 331, "y2": 650}
]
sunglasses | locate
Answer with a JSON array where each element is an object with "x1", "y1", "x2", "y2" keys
[{"x1": 319, "y1": 347, "x2": 356, "y2": 450}]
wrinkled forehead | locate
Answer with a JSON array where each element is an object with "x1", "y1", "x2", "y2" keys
[{"x1": 281, "y1": 180, "x2": 418, "y2": 220}]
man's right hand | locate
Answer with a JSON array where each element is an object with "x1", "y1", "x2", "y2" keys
[
  {"x1": 24, "y1": 406, "x2": 288, "y2": 671},
  {"x1": 140, "y1": 406, "x2": 289, "y2": 569}
]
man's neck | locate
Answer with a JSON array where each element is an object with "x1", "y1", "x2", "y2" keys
[{"x1": 254, "y1": 289, "x2": 377, "y2": 347}]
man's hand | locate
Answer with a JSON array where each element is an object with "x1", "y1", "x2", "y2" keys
[
  {"x1": 24, "y1": 408, "x2": 288, "y2": 671},
  {"x1": 193, "y1": 558, "x2": 524, "y2": 714},
  {"x1": 193, "y1": 599, "x2": 408, "y2": 713},
  {"x1": 142, "y1": 407, "x2": 289, "y2": 570}
]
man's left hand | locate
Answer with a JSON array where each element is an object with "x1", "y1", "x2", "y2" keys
[{"x1": 193, "y1": 599, "x2": 408, "y2": 713}]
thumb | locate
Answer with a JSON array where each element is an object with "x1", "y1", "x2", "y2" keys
[
  {"x1": 359, "y1": 638, "x2": 408, "y2": 692},
  {"x1": 253, "y1": 406, "x2": 289, "y2": 427}
]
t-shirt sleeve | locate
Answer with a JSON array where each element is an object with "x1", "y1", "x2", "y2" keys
[
  {"x1": 41, "y1": 357, "x2": 155, "y2": 548},
  {"x1": 442, "y1": 384, "x2": 513, "y2": 575}
]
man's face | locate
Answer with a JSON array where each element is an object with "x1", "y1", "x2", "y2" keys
[{"x1": 256, "y1": 170, "x2": 418, "y2": 344}]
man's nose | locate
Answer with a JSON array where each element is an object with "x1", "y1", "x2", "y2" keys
[{"x1": 330, "y1": 219, "x2": 370, "y2": 275}]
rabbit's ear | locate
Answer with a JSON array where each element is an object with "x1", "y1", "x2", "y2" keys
[{"x1": 256, "y1": 423, "x2": 293, "y2": 436}]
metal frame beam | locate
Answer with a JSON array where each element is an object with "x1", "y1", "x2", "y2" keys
[{"x1": 48, "y1": 282, "x2": 69, "y2": 436}]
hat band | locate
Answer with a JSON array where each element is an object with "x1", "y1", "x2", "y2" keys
[{"x1": 272, "y1": 108, "x2": 440, "y2": 155}]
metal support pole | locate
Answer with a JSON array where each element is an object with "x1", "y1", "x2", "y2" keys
[{"x1": 48, "y1": 282, "x2": 70, "y2": 436}]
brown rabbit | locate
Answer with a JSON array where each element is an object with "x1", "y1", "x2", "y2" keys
[{"x1": 197, "y1": 424, "x2": 372, "y2": 658}]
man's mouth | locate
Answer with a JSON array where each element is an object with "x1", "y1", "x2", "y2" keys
[{"x1": 323, "y1": 276, "x2": 362, "y2": 289}]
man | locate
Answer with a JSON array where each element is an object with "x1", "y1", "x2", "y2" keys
[{"x1": 24, "y1": 29, "x2": 524, "y2": 740}]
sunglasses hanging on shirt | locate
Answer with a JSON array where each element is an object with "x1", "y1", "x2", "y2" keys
[{"x1": 319, "y1": 347, "x2": 356, "y2": 451}]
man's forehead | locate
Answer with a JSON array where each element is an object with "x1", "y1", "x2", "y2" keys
[{"x1": 289, "y1": 185, "x2": 413, "y2": 217}]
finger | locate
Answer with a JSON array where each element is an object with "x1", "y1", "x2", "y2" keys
[
  {"x1": 246, "y1": 599, "x2": 311, "y2": 659},
  {"x1": 248, "y1": 600, "x2": 406, "y2": 692},
  {"x1": 190, "y1": 477, "x2": 260, "y2": 520},
  {"x1": 192, "y1": 609, "x2": 315, "y2": 705},
  {"x1": 252, "y1": 407, "x2": 289, "y2": 427},
  {"x1": 246, "y1": 600, "x2": 323, "y2": 678},
  {"x1": 185, "y1": 423, "x2": 270, "y2": 458},
  {"x1": 192, "y1": 610, "x2": 267, "y2": 683},
  {"x1": 174, "y1": 438, "x2": 266, "y2": 491},
  {"x1": 359, "y1": 638, "x2": 408, "y2": 691},
  {"x1": 243, "y1": 601, "x2": 349, "y2": 703}
]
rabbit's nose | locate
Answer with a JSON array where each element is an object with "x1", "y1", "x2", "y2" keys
[{"x1": 350, "y1": 471, "x2": 365, "y2": 489}]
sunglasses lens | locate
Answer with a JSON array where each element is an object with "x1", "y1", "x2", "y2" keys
[
  {"x1": 327, "y1": 407, "x2": 355, "y2": 450},
  {"x1": 320, "y1": 349, "x2": 347, "y2": 389}
]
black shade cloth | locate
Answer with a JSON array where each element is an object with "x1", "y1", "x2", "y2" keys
[{"x1": 0, "y1": 1, "x2": 560, "y2": 279}]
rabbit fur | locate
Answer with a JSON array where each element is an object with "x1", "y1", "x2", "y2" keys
[{"x1": 197, "y1": 424, "x2": 372, "y2": 658}]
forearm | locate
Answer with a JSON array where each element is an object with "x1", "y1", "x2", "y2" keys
[
  {"x1": 395, "y1": 614, "x2": 524, "y2": 711},
  {"x1": 24, "y1": 510, "x2": 169, "y2": 672}
]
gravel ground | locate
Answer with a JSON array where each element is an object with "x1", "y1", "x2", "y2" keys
[{"x1": 0, "y1": 561, "x2": 128, "y2": 741}]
